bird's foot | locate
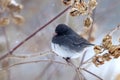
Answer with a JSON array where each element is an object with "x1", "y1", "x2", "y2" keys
[{"x1": 63, "y1": 57, "x2": 71, "y2": 63}]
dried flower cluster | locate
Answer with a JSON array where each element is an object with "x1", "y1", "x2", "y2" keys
[
  {"x1": 84, "y1": 16, "x2": 93, "y2": 28},
  {"x1": 61, "y1": 0, "x2": 97, "y2": 28},
  {"x1": 0, "y1": 0, "x2": 24, "y2": 26},
  {"x1": 93, "y1": 33, "x2": 120, "y2": 66}
]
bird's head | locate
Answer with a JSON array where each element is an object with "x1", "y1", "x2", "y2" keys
[{"x1": 55, "y1": 24, "x2": 73, "y2": 35}]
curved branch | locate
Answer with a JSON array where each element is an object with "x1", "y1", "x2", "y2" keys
[
  {"x1": 0, "y1": 6, "x2": 71, "y2": 61},
  {"x1": 0, "y1": 59, "x2": 68, "y2": 71}
]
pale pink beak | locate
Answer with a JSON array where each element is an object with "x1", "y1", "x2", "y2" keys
[{"x1": 53, "y1": 32, "x2": 57, "y2": 36}]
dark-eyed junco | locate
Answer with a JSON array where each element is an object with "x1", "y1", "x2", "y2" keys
[{"x1": 51, "y1": 24, "x2": 94, "y2": 61}]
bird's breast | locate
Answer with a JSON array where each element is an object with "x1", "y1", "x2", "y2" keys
[{"x1": 51, "y1": 43, "x2": 83, "y2": 59}]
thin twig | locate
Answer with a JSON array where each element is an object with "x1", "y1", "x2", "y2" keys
[
  {"x1": 47, "y1": 70, "x2": 56, "y2": 80},
  {"x1": 79, "y1": 50, "x2": 87, "y2": 68},
  {"x1": 67, "y1": 60, "x2": 83, "y2": 80},
  {"x1": 35, "y1": 55, "x2": 56, "y2": 80},
  {"x1": 0, "y1": 6, "x2": 71, "y2": 61},
  {"x1": 82, "y1": 68, "x2": 103, "y2": 80},
  {"x1": 108, "y1": 24, "x2": 120, "y2": 36},
  {"x1": 35, "y1": 62, "x2": 53, "y2": 80},
  {"x1": 82, "y1": 55, "x2": 95, "y2": 65},
  {"x1": 0, "y1": 59, "x2": 68, "y2": 71},
  {"x1": 46, "y1": 65, "x2": 59, "y2": 80},
  {"x1": 9, "y1": 50, "x2": 51, "y2": 59},
  {"x1": 75, "y1": 68, "x2": 83, "y2": 80},
  {"x1": 2, "y1": 27, "x2": 10, "y2": 51},
  {"x1": 2, "y1": 27, "x2": 11, "y2": 80},
  {"x1": 73, "y1": 72, "x2": 86, "y2": 80},
  {"x1": 80, "y1": 72, "x2": 87, "y2": 80},
  {"x1": 73, "y1": 73, "x2": 78, "y2": 80}
]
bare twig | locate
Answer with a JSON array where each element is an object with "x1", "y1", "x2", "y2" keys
[
  {"x1": 73, "y1": 73, "x2": 78, "y2": 80},
  {"x1": 82, "y1": 68, "x2": 103, "y2": 80},
  {"x1": 0, "y1": 6, "x2": 71, "y2": 61},
  {"x1": 79, "y1": 50, "x2": 87, "y2": 68},
  {"x1": 46, "y1": 65, "x2": 59, "y2": 80},
  {"x1": 0, "y1": 59, "x2": 68, "y2": 71},
  {"x1": 75, "y1": 68, "x2": 83, "y2": 80},
  {"x1": 80, "y1": 72, "x2": 87, "y2": 80},
  {"x1": 74, "y1": 72, "x2": 86, "y2": 80},
  {"x1": 82, "y1": 55, "x2": 95, "y2": 65},
  {"x1": 67, "y1": 59, "x2": 84, "y2": 80},
  {"x1": 108, "y1": 24, "x2": 120, "y2": 36},
  {"x1": 2, "y1": 27, "x2": 10, "y2": 51},
  {"x1": 2, "y1": 27, "x2": 11, "y2": 80},
  {"x1": 35, "y1": 62, "x2": 53, "y2": 80},
  {"x1": 9, "y1": 50, "x2": 51, "y2": 59},
  {"x1": 35, "y1": 55, "x2": 56, "y2": 80}
]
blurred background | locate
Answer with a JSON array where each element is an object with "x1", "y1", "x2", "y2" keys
[{"x1": 0, "y1": 0, "x2": 120, "y2": 80}]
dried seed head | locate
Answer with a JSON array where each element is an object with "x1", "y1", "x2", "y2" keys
[
  {"x1": 92, "y1": 55, "x2": 104, "y2": 67},
  {"x1": 109, "y1": 45, "x2": 120, "y2": 58},
  {"x1": 109, "y1": 45, "x2": 117, "y2": 54},
  {"x1": 74, "y1": 1, "x2": 88, "y2": 15},
  {"x1": 102, "y1": 35, "x2": 112, "y2": 42},
  {"x1": 0, "y1": 17, "x2": 9, "y2": 26},
  {"x1": 0, "y1": 0, "x2": 11, "y2": 9},
  {"x1": 12, "y1": 14, "x2": 24, "y2": 25},
  {"x1": 61, "y1": 0, "x2": 72, "y2": 5},
  {"x1": 92, "y1": 25, "x2": 120, "y2": 66},
  {"x1": 7, "y1": 3, "x2": 23, "y2": 12},
  {"x1": 70, "y1": 8, "x2": 80, "y2": 16},
  {"x1": 102, "y1": 35, "x2": 112, "y2": 49},
  {"x1": 84, "y1": 16, "x2": 93, "y2": 28},
  {"x1": 88, "y1": 0, "x2": 98, "y2": 10},
  {"x1": 102, "y1": 53, "x2": 112, "y2": 61},
  {"x1": 7, "y1": 0, "x2": 23, "y2": 12},
  {"x1": 115, "y1": 74, "x2": 120, "y2": 80},
  {"x1": 94, "y1": 45, "x2": 103, "y2": 54},
  {"x1": 70, "y1": 1, "x2": 88, "y2": 16},
  {"x1": 113, "y1": 50, "x2": 120, "y2": 58}
]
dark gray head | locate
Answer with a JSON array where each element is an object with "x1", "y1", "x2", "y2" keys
[{"x1": 55, "y1": 24, "x2": 74, "y2": 35}]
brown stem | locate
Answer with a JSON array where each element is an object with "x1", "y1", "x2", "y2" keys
[
  {"x1": 87, "y1": 9, "x2": 96, "y2": 41},
  {"x1": 79, "y1": 0, "x2": 82, "y2": 3},
  {"x1": 0, "y1": 6, "x2": 71, "y2": 61}
]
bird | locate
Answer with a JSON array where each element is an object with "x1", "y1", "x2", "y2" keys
[{"x1": 51, "y1": 24, "x2": 94, "y2": 61}]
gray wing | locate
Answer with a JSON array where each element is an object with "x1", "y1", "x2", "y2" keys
[{"x1": 52, "y1": 34, "x2": 93, "y2": 52}]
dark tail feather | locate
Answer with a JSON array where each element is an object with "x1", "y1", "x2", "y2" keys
[{"x1": 87, "y1": 43, "x2": 95, "y2": 46}]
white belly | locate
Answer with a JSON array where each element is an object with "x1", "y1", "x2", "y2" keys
[{"x1": 51, "y1": 43, "x2": 82, "y2": 59}]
